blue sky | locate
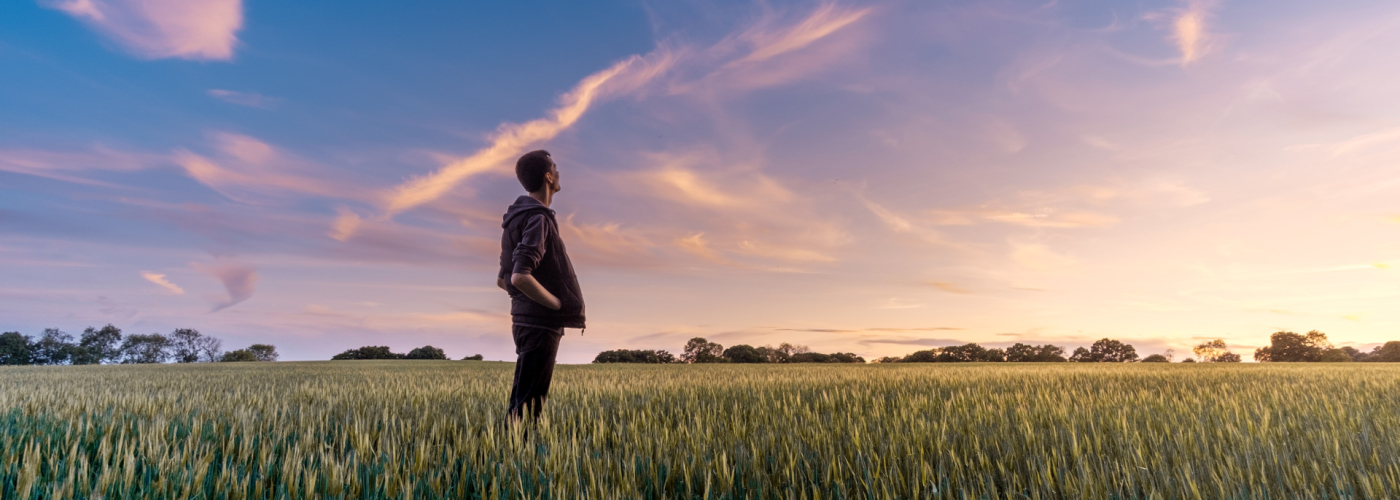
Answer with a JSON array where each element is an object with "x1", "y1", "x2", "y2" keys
[{"x1": 3, "y1": 0, "x2": 1400, "y2": 362}]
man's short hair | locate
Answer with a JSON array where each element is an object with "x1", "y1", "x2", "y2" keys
[{"x1": 515, "y1": 150, "x2": 554, "y2": 193}]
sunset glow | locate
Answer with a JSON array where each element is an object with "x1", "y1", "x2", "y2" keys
[{"x1": 3, "y1": 0, "x2": 1398, "y2": 362}]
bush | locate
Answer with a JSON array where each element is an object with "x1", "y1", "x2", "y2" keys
[
  {"x1": 722, "y1": 344, "x2": 765, "y2": 363},
  {"x1": 405, "y1": 345, "x2": 447, "y2": 360},
  {"x1": 593, "y1": 349, "x2": 676, "y2": 363},
  {"x1": 1141, "y1": 354, "x2": 1170, "y2": 363},
  {"x1": 332, "y1": 346, "x2": 403, "y2": 360},
  {"x1": 220, "y1": 349, "x2": 258, "y2": 362},
  {"x1": 462, "y1": 354, "x2": 484, "y2": 361}
]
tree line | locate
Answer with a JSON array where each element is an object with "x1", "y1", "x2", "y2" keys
[
  {"x1": 1253, "y1": 331, "x2": 1400, "y2": 362},
  {"x1": 0, "y1": 325, "x2": 277, "y2": 365},
  {"x1": 593, "y1": 338, "x2": 865, "y2": 364},
  {"x1": 330, "y1": 345, "x2": 483, "y2": 361},
  {"x1": 592, "y1": 331, "x2": 1400, "y2": 365}
]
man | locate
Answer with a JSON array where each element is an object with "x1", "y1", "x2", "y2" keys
[{"x1": 497, "y1": 149, "x2": 586, "y2": 423}]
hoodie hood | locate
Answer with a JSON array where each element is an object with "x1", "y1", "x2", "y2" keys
[{"x1": 502, "y1": 195, "x2": 554, "y2": 228}]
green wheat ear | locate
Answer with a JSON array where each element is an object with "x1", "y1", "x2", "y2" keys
[{"x1": 0, "y1": 361, "x2": 1397, "y2": 499}]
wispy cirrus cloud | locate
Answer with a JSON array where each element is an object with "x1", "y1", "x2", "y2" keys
[
  {"x1": 377, "y1": 50, "x2": 679, "y2": 220},
  {"x1": 1169, "y1": 1, "x2": 1213, "y2": 65},
  {"x1": 362, "y1": 1, "x2": 873, "y2": 236},
  {"x1": 0, "y1": 147, "x2": 162, "y2": 186},
  {"x1": 207, "y1": 89, "x2": 279, "y2": 109},
  {"x1": 173, "y1": 132, "x2": 365, "y2": 204},
  {"x1": 140, "y1": 271, "x2": 184, "y2": 294},
  {"x1": 44, "y1": 0, "x2": 243, "y2": 61}
]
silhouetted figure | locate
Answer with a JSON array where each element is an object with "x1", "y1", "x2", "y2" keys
[{"x1": 497, "y1": 150, "x2": 586, "y2": 424}]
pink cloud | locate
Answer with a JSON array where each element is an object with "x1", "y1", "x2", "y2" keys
[
  {"x1": 45, "y1": 0, "x2": 243, "y2": 61},
  {"x1": 191, "y1": 260, "x2": 257, "y2": 312},
  {"x1": 172, "y1": 132, "x2": 367, "y2": 205}
]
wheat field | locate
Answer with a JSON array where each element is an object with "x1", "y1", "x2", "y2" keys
[{"x1": 1, "y1": 361, "x2": 1397, "y2": 499}]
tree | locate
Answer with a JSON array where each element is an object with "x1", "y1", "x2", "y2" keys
[
  {"x1": 31, "y1": 328, "x2": 76, "y2": 365},
  {"x1": 1193, "y1": 339, "x2": 1241, "y2": 363},
  {"x1": 828, "y1": 352, "x2": 865, "y2": 363},
  {"x1": 901, "y1": 350, "x2": 939, "y2": 363},
  {"x1": 0, "y1": 332, "x2": 33, "y2": 365},
  {"x1": 1371, "y1": 341, "x2": 1400, "y2": 362},
  {"x1": 1318, "y1": 348, "x2": 1352, "y2": 362},
  {"x1": 76, "y1": 324, "x2": 123, "y2": 365},
  {"x1": 1141, "y1": 354, "x2": 1170, "y2": 363},
  {"x1": 874, "y1": 356, "x2": 903, "y2": 363},
  {"x1": 681, "y1": 337, "x2": 724, "y2": 363},
  {"x1": 168, "y1": 329, "x2": 207, "y2": 363},
  {"x1": 1193, "y1": 339, "x2": 1225, "y2": 362},
  {"x1": 1254, "y1": 330, "x2": 1331, "y2": 362},
  {"x1": 405, "y1": 345, "x2": 447, "y2": 360},
  {"x1": 462, "y1": 354, "x2": 484, "y2": 361},
  {"x1": 331, "y1": 346, "x2": 402, "y2": 360},
  {"x1": 221, "y1": 349, "x2": 258, "y2": 362},
  {"x1": 1068, "y1": 347, "x2": 1092, "y2": 362},
  {"x1": 169, "y1": 329, "x2": 200, "y2": 363},
  {"x1": 1181, "y1": 358, "x2": 1196, "y2": 363},
  {"x1": 755, "y1": 345, "x2": 790, "y2": 363},
  {"x1": 722, "y1": 344, "x2": 765, "y2": 363},
  {"x1": 790, "y1": 352, "x2": 832, "y2": 363},
  {"x1": 248, "y1": 344, "x2": 278, "y2": 362},
  {"x1": 1006, "y1": 343, "x2": 1067, "y2": 362},
  {"x1": 196, "y1": 335, "x2": 224, "y2": 362},
  {"x1": 120, "y1": 334, "x2": 171, "y2": 364},
  {"x1": 1070, "y1": 339, "x2": 1138, "y2": 362},
  {"x1": 936, "y1": 343, "x2": 1003, "y2": 362}
]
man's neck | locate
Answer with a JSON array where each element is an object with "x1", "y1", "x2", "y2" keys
[{"x1": 528, "y1": 190, "x2": 552, "y2": 207}]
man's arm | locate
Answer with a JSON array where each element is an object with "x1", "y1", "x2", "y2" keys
[
  {"x1": 508, "y1": 213, "x2": 560, "y2": 309},
  {"x1": 510, "y1": 273, "x2": 560, "y2": 310}
]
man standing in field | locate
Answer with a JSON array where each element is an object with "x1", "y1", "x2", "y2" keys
[{"x1": 497, "y1": 150, "x2": 586, "y2": 424}]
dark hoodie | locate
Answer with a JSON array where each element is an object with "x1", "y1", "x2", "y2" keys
[{"x1": 499, "y1": 195, "x2": 586, "y2": 329}]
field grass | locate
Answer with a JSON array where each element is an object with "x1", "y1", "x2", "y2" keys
[{"x1": 1, "y1": 361, "x2": 1398, "y2": 499}]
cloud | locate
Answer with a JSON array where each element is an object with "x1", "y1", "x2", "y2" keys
[
  {"x1": 861, "y1": 198, "x2": 913, "y2": 232},
  {"x1": 0, "y1": 147, "x2": 162, "y2": 186},
  {"x1": 377, "y1": 50, "x2": 678, "y2": 220},
  {"x1": 855, "y1": 337, "x2": 970, "y2": 347},
  {"x1": 139, "y1": 271, "x2": 185, "y2": 294},
  {"x1": 776, "y1": 327, "x2": 963, "y2": 333},
  {"x1": 45, "y1": 0, "x2": 243, "y2": 61},
  {"x1": 683, "y1": 3, "x2": 874, "y2": 93},
  {"x1": 207, "y1": 89, "x2": 279, "y2": 109},
  {"x1": 173, "y1": 132, "x2": 362, "y2": 204},
  {"x1": 734, "y1": 3, "x2": 873, "y2": 64},
  {"x1": 558, "y1": 215, "x2": 660, "y2": 268},
  {"x1": 191, "y1": 260, "x2": 257, "y2": 311},
  {"x1": 928, "y1": 208, "x2": 1119, "y2": 228},
  {"x1": 1170, "y1": 1, "x2": 1212, "y2": 65},
  {"x1": 674, "y1": 232, "x2": 729, "y2": 265},
  {"x1": 328, "y1": 207, "x2": 362, "y2": 242}
]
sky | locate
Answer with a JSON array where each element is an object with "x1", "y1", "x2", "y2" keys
[{"x1": 2, "y1": 0, "x2": 1399, "y2": 363}]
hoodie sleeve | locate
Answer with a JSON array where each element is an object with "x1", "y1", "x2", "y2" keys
[{"x1": 511, "y1": 214, "x2": 549, "y2": 276}]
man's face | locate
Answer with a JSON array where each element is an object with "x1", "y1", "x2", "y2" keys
[{"x1": 547, "y1": 163, "x2": 561, "y2": 193}]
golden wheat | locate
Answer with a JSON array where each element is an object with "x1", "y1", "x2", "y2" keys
[{"x1": 1, "y1": 361, "x2": 1397, "y2": 498}]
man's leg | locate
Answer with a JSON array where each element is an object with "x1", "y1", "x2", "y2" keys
[{"x1": 507, "y1": 324, "x2": 563, "y2": 422}]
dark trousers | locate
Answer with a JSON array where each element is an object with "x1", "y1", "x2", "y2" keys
[{"x1": 507, "y1": 324, "x2": 563, "y2": 422}]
